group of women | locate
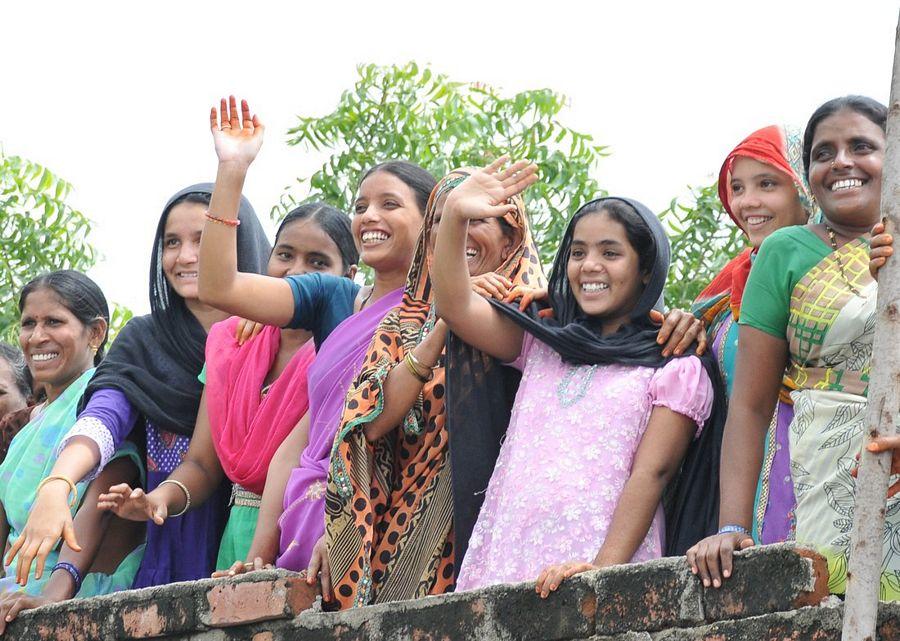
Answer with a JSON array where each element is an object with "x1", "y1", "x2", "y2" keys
[{"x1": 0, "y1": 92, "x2": 894, "y2": 629}]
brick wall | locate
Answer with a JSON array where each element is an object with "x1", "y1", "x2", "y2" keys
[{"x1": 7, "y1": 544, "x2": 900, "y2": 640}]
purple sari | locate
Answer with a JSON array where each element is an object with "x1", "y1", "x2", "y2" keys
[{"x1": 277, "y1": 287, "x2": 404, "y2": 570}]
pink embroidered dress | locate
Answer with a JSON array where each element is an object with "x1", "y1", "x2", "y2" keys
[{"x1": 456, "y1": 333, "x2": 713, "y2": 591}]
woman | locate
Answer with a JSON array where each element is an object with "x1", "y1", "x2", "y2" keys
[
  {"x1": 97, "y1": 203, "x2": 358, "y2": 571},
  {"x1": 0, "y1": 271, "x2": 143, "y2": 632},
  {"x1": 692, "y1": 125, "x2": 812, "y2": 544},
  {"x1": 0, "y1": 343, "x2": 33, "y2": 464},
  {"x1": 7, "y1": 185, "x2": 271, "y2": 587},
  {"x1": 195, "y1": 97, "x2": 436, "y2": 583},
  {"x1": 325, "y1": 169, "x2": 544, "y2": 608},
  {"x1": 687, "y1": 96, "x2": 892, "y2": 598},
  {"x1": 431, "y1": 160, "x2": 725, "y2": 596}
]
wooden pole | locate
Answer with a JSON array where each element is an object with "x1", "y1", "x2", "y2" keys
[{"x1": 841, "y1": 12, "x2": 900, "y2": 641}]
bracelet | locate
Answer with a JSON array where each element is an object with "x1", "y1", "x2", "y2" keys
[
  {"x1": 52, "y1": 562, "x2": 83, "y2": 595},
  {"x1": 403, "y1": 353, "x2": 431, "y2": 384},
  {"x1": 205, "y1": 211, "x2": 241, "y2": 228},
  {"x1": 37, "y1": 475, "x2": 78, "y2": 508},
  {"x1": 717, "y1": 524, "x2": 750, "y2": 536},
  {"x1": 407, "y1": 351, "x2": 435, "y2": 379},
  {"x1": 159, "y1": 479, "x2": 191, "y2": 517}
]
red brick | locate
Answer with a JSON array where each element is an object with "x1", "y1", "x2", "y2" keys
[{"x1": 205, "y1": 576, "x2": 316, "y2": 627}]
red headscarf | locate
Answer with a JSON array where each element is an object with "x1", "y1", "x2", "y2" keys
[{"x1": 696, "y1": 125, "x2": 811, "y2": 319}]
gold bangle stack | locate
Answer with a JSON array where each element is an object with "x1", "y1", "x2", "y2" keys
[
  {"x1": 404, "y1": 352, "x2": 433, "y2": 384},
  {"x1": 159, "y1": 479, "x2": 191, "y2": 517},
  {"x1": 37, "y1": 475, "x2": 78, "y2": 508}
]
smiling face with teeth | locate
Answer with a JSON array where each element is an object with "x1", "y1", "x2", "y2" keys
[
  {"x1": 430, "y1": 193, "x2": 518, "y2": 277},
  {"x1": 162, "y1": 202, "x2": 207, "y2": 301},
  {"x1": 729, "y1": 157, "x2": 808, "y2": 248},
  {"x1": 566, "y1": 210, "x2": 650, "y2": 335},
  {"x1": 807, "y1": 109, "x2": 885, "y2": 229},
  {"x1": 19, "y1": 287, "x2": 103, "y2": 402},
  {"x1": 352, "y1": 171, "x2": 424, "y2": 277}
]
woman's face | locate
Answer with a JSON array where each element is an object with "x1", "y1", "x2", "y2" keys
[
  {"x1": 162, "y1": 201, "x2": 207, "y2": 301},
  {"x1": 19, "y1": 287, "x2": 102, "y2": 397},
  {"x1": 430, "y1": 194, "x2": 518, "y2": 277},
  {"x1": 0, "y1": 359, "x2": 28, "y2": 416},
  {"x1": 729, "y1": 157, "x2": 808, "y2": 248},
  {"x1": 352, "y1": 171, "x2": 424, "y2": 274},
  {"x1": 807, "y1": 109, "x2": 885, "y2": 228},
  {"x1": 268, "y1": 218, "x2": 352, "y2": 279},
  {"x1": 566, "y1": 212, "x2": 648, "y2": 334}
]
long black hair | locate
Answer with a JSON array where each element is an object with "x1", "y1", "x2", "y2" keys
[
  {"x1": 358, "y1": 161, "x2": 437, "y2": 215},
  {"x1": 19, "y1": 270, "x2": 110, "y2": 366},
  {"x1": 802, "y1": 95, "x2": 888, "y2": 181},
  {"x1": 277, "y1": 202, "x2": 359, "y2": 274}
]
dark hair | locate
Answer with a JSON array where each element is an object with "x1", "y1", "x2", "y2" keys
[
  {"x1": 0, "y1": 342, "x2": 32, "y2": 400},
  {"x1": 18, "y1": 270, "x2": 110, "y2": 366},
  {"x1": 358, "y1": 161, "x2": 437, "y2": 215},
  {"x1": 802, "y1": 95, "x2": 888, "y2": 181},
  {"x1": 578, "y1": 199, "x2": 656, "y2": 274},
  {"x1": 277, "y1": 202, "x2": 359, "y2": 273}
]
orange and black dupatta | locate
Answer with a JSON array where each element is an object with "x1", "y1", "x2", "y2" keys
[{"x1": 325, "y1": 170, "x2": 543, "y2": 608}]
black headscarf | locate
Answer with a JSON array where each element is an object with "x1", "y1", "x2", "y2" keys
[
  {"x1": 80, "y1": 184, "x2": 271, "y2": 435},
  {"x1": 487, "y1": 196, "x2": 727, "y2": 555}
]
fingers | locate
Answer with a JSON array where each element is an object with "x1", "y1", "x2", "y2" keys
[
  {"x1": 32, "y1": 537, "x2": 56, "y2": 580},
  {"x1": 213, "y1": 560, "x2": 247, "y2": 578},
  {"x1": 319, "y1": 554, "x2": 332, "y2": 602},
  {"x1": 866, "y1": 434, "x2": 900, "y2": 453},
  {"x1": 648, "y1": 309, "x2": 664, "y2": 326},
  {"x1": 219, "y1": 98, "x2": 228, "y2": 129},
  {"x1": 306, "y1": 548, "x2": 322, "y2": 586},
  {"x1": 538, "y1": 308, "x2": 555, "y2": 319},
  {"x1": 671, "y1": 317, "x2": 702, "y2": 357},
  {"x1": 484, "y1": 156, "x2": 510, "y2": 175},
  {"x1": 241, "y1": 99, "x2": 253, "y2": 129},
  {"x1": 61, "y1": 520, "x2": 82, "y2": 553},
  {"x1": 228, "y1": 95, "x2": 240, "y2": 130},
  {"x1": 889, "y1": 480, "x2": 900, "y2": 499},
  {"x1": 15, "y1": 542, "x2": 36, "y2": 585},
  {"x1": 703, "y1": 539, "x2": 725, "y2": 587},
  {"x1": 4, "y1": 535, "x2": 24, "y2": 568},
  {"x1": 872, "y1": 221, "x2": 886, "y2": 236},
  {"x1": 538, "y1": 565, "x2": 567, "y2": 598},
  {"x1": 657, "y1": 311, "x2": 692, "y2": 356},
  {"x1": 209, "y1": 107, "x2": 218, "y2": 132},
  {"x1": 471, "y1": 274, "x2": 512, "y2": 300},
  {"x1": 151, "y1": 503, "x2": 167, "y2": 526}
]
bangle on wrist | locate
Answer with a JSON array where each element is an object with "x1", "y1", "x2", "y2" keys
[
  {"x1": 52, "y1": 562, "x2": 83, "y2": 595},
  {"x1": 205, "y1": 210, "x2": 241, "y2": 228},
  {"x1": 158, "y1": 479, "x2": 191, "y2": 517},
  {"x1": 37, "y1": 475, "x2": 78, "y2": 508},
  {"x1": 404, "y1": 353, "x2": 431, "y2": 384},
  {"x1": 717, "y1": 524, "x2": 750, "y2": 536}
]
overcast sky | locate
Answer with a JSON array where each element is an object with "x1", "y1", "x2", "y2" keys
[{"x1": 2, "y1": 1, "x2": 897, "y2": 314}]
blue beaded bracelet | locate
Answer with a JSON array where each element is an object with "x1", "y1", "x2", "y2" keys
[
  {"x1": 717, "y1": 524, "x2": 750, "y2": 536},
  {"x1": 52, "y1": 562, "x2": 83, "y2": 595}
]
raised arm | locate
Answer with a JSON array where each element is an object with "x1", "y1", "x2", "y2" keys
[
  {"x1": 198, "y1": 96, "x2": 294, "y2": 326},
  {"x1": 686, "y1": 326, "x2": 786, "y2": 587},
  {"x1": 432, "y1": 159, "x2": 538, "y2": 363},
  {"x1": 98, "y1": 387, "x2": 223, "y2": 523}
]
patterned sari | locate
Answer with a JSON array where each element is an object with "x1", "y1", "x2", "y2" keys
[
  {"x1": 742, "y1": 226, "x2": 891, "y2": 598},
  {"x1": 326, "y1": 170, "x2": 543, "y2": 608}
]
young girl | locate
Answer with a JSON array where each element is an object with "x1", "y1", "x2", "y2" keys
[
  {"x1": 432, "y1": 160, "x2": 723, "y2": 596},
  {"x1": 95, "y1": 202, "x2": 358, "y2": 572}
]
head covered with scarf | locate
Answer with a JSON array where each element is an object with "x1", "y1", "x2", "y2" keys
[
  {"x1": 81, "y1": 183, "x2": 271, "y2": 435},
  {"x1": 325, "y1": 169, "x2": 544, "y2": 607},
  {"x1": 488, "y1": 195, "x2": 727, "y2": 554},
  {"x1": 695, "y1": 125, "x2": 814, "y2": 323}
]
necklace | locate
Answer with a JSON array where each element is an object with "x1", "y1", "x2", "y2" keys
[
  {"x1": 825, "y1": 225, "x2": 862, "y2": 296},
  {"x1": 358, "y1": 286, "x2": 375, "y2": 311},
  {"x1": 556, "y1": 364, "x2": 598, "y2": 408}
]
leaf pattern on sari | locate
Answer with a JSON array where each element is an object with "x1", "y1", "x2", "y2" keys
[
  {"x1": 821, "y1": 401, "x2": 864, "y2": 433},
  {"x1": 833, "y1": 518, "x2": 854, "y2": 534},
  {"x1": 819, "y1": 423, "x2": 863, "y2": 450},
  {"x1": 824, "y1": 480, "x2": 855, "y2": 518},
  {"x1": 791, "y1": 394, "x2": 814, "y2": 440}
]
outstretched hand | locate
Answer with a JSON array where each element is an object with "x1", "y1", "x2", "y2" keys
[
  {"x1": 210, "y1": 96, "x2": 265, "y2": 168},
  {"x1": 97, "y1": 484, "x2": 167, "y2": 525},
  {"x1": 443, "y1": 157, "x2": 538, "y2": 221}
]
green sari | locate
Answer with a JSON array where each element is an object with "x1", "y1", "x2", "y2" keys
[
  {"x1": 0, "y1": 368, "x2": 144, "y2": 597},
  {"x1": 742, "y1": 226, "x2": 892, "y2": 598}
]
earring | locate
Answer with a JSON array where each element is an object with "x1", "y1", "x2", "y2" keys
[{"x1": 89, "y1": 344, "x2": 99, "y2": 355}]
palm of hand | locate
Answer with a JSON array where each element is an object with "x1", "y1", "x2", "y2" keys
[
  {"x1": 213, "y1": 127, "x2": 262, "y2": 165},
  {"x1": 445, "y1": 171, "x2": 507, "y2": 219}
]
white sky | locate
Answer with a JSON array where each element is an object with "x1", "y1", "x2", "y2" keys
[{"x1": 2, "y1": 1, "x2": 897, "y2": 314}]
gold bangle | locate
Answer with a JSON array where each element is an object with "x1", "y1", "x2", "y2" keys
[
  {"x1": 404, "y1": 353, "x2": 431, "y2": 384},
  {"x1": 158, "y1": 479, "x2": 191, "y2": 517},
  {"x1": 37, "y1": 475, "x2": 78, "y2": 508}
]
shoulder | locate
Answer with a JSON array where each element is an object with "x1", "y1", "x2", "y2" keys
[
  {"x1": 756, "y1": 225, "x2": 821, "y2": 258},
  {"x1": 285, "y1": 272, "x2": 359, "y2": 298}
]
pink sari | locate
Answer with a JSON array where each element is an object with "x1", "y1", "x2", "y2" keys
[{"x1": 205, "y1": 316, "x2": 316, "y2": 495}]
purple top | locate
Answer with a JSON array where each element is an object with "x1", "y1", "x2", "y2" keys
[
  {"x1": 276, "y1": 287, "x2": 404, "y2": 571},
  {"x1": 61, "y1": 389, "x2": 138, "y2": 480}
]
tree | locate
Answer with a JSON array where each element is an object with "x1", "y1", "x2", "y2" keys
[
  {"x1": 0, "y1": 150, "x2": 131, "y2": 344},
  {"x1": 275, "y1": 62, "x2": 607, "y2": 260},
  {"x1": 660, "y1": 181, "x2": 746, "y2": 311}
]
